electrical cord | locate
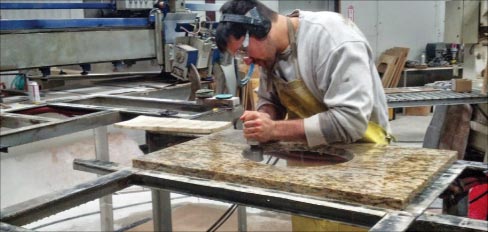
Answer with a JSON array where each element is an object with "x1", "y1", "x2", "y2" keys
[
  {"x1": 206, "y1": 153, "x2": 280, "y2": 232},
  {"x1": 206, "y1": 204, "x2": 238, "y2": 232},
  {"x1": 240, "y1": 63, "x2": 255, "y2": 86},
  {"x1": 10, "y1": 74, "x2": 25, "y2": 90}
]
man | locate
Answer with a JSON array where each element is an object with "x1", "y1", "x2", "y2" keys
[
  {"x1": 217, "y1": 2, "x2": 391, "y2": 230},
  {"x1": 216, "y1": 0, "x2": 391, "y2": 147}
]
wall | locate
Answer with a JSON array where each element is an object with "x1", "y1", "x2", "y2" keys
[
  {"x1": 278, "y1": 0, "x2": 334, "y2": 14},
  {"x1": 341, "y1": 0, "x2": 445, "y2": 61}
]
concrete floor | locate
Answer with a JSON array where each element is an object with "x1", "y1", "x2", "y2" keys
[{"x1": 1, "y1": 114, "x2": 435, "y2": 231}]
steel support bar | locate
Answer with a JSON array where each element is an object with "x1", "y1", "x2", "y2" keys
[
  {"x1": 73, "y1": 159, "x2": 123, "y2": 175},
  {"x1": 0, "y1": 113, "x2": 57, "y2": 129},
  {"x1": 27, "y1": 71, "x2": 161, "y2": 81},
  {"x1": 0, "y1": 222, "x2": 34, "y2": 231},
  {"x1": 131, "y1": 170, "x2": 387, "y2": 228},
  {"x1": 456, "y1": 160, "x2": 488, "y2": 171},
  {"x1": 0, "y1": 170, "x2": 132, "y2": 226},
  {"x1": 154, "y1": 9, "x2": 164, "y2": 66},
  {"x1": 0, "y1": 2, "x2": 114, "y2": 10},
  {"x1": 94, "y1": 127, "x2": 114, "y2": 232},
  {"x1": 151, "y1": 190, "x2": 173, "y2": 232},
  {"x1": 370, "y1": 211, "x2": 416, "y2": 232},
  {"x1": 408, "y1": 213, "x2": 488, "y2": 232},
  {"x1": 0, "y1": 18, "x2": 150, "y2": 31},
  {"x1": 50, "y1": 95, "x2": 216, "y2": 119},
  {"x1": 237, "y1": 206, "x2": 247, "y2": 232},
  {"x1": 0, "y1": 111, "x2": 121, "y2": 149}
]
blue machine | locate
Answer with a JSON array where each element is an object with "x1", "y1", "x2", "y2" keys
[{"x1": 0, "y1": 0, "x2": 221, "y2": 80}]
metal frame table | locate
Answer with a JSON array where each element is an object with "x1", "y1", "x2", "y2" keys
[
  {"x1": 1, "y1": 157, "x2": 486, "y2": 231},
  {"x1": 386, "y1": 90, "x2": 487, "y2": 108},
  {"x1": 402, "y1": 66, "x2": 463, "y2": 87}
]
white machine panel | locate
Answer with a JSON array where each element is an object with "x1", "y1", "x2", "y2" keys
[{"x1": 116, "y1": 0, "x2": 158, "y2": 10}]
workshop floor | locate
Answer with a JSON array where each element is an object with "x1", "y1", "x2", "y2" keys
[{"x1": 2, "y1": 114, "x2": 436, "y2": 231}]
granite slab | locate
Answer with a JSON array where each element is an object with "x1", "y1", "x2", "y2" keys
[
  {"x1": 133, "y1": 129, "x2": 457, "y2": 210},
  {"x1": 114, "y1": 116, "x2": 232, "y2": 134}
]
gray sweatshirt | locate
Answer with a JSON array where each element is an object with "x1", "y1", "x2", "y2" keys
[{"x1": 257, "y1": 10, "x2": 391, "y2": 146}]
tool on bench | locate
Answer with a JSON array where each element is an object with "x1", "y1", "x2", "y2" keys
[{"x1": 241, "y1": 139, "x2": 264, "y2": 162}]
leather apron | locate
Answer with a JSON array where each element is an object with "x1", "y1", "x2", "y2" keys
[{"x1": 267, "y1": 18, "x2": 390, "y2": 145}]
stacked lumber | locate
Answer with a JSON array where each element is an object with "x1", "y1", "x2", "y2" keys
[{"x1": 377, "y1": 47, "x2": 409, "y2": 88}]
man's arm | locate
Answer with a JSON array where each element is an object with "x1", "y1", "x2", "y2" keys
[{"x1": 240, "y1": 110, "x2": 306, "y2": 143}]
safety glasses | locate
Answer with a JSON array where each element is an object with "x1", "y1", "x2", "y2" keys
[{"x1": 232, "y1": 32, "x2": 253, "y2": 65}]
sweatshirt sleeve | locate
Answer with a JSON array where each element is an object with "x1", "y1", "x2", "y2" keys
[{"x1": 304, "y1": 42, "x2": 374, "y2": 146}]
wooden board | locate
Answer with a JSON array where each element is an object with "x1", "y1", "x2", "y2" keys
[
  {"x1": 114, "y1": 116, "x2": 232, "y2": 134},
  {"x1": 405, "y1": 106, "x2": 432, "y2": 116},
  {"x1": 377, "y1": 47, "x2": 409, "y2": 88},
  {"x1": 377, "y1": 54, "x2": 399, "y2": 88},
  {"x1": 133, "y1": 129, "x2": 457, "y2": 210},
  {"x1": 384, "y1": 47, "x2": 409, "y2": 88}
]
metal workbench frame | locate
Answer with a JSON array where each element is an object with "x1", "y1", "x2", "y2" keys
[
  {"x1": 1, "y1": 160, "x2": 486, "y2": 231},
  {"x1": 386, "y1": 90, "x2": 488, "y2": 108},
  {"x1": 0, "y1": 110, "x2": 121, "y2": 151},
  {"x1": 0, "y1": 92, "x2": 242, "y2": 151}
]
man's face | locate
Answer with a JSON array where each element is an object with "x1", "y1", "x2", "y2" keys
[{"x1": 227, "y1": 33, "x2": 276, "y2": 70}]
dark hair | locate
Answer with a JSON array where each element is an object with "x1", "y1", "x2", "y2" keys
[{"x1": 216, "y1": 0, "x2": 277, "y2": 52}]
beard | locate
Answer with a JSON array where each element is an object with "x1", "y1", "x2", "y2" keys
[{"x1": 254, "y1": 56, "x2": 276, "y2": 70}]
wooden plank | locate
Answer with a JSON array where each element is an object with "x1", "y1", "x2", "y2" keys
[
  {"x1": 384, "y1": 47, "x2": 409, "y2": 88},
  {"x1": 114, "y1": 116, "x2": 232, "y2": 134},
  {"x1": 438, "y1": 105, "x2": 472, "y2": 160},
  {"x1": 376, "y1": 54, "x2": 398, "y2": 88}
]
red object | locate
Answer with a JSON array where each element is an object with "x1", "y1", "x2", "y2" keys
[{"x1": 468, "y1": 183, "x2": 488, "y2": 220}]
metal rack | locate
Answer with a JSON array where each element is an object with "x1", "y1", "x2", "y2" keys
[{"x1": 386, "y1": 90, "x2": 487, "y2": 108}]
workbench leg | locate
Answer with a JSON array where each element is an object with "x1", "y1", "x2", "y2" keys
[
  {"x1": 152, "y1": 190, "x2": 173, "y2": 231},
  {"x1": 403, "y1": 70, "x2": 407, "y2": 88},
  {"x1": 94, "y1": 127, "x2": 114, "y2": 231},
  {"x1": 237, "y1": 206, "x2": 247, "y2": 232}
]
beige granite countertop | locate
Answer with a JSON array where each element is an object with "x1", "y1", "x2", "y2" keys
[
  {"x1": 114, "y1": 116, "x2": 232, "y2": 134},
  {"x1": 133, "y1": 129, "x2": 457, "y2": 210}
]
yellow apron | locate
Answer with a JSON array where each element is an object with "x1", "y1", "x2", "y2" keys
[{"x1": 268, "y1": 18, "x2": 389, "y2": 231}]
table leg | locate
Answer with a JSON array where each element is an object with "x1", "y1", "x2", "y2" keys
[
  {"x1": 94, "y1": 127, "x2": 114, "y2": 231},
  {"x1": 403, "y1": 70, "x2": 408, "y2": 87},
  {"x1": 237, "y1": 206, "x2": 247, "y2": 232},
  {"x1": 152, "y1": 190, "x2": 173, "y2": 231}
]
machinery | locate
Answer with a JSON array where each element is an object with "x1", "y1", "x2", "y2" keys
[
  {"x1": 0, "y1": 0, "x2": 245, "y2": 151},
  {"x1": 0, "y1": 0, "x2": 221, "y2": 81}
]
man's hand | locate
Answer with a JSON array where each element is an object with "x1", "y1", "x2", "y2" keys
[{"x1": 240, "y1": 111, "x2": 276, "y2": 142}]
